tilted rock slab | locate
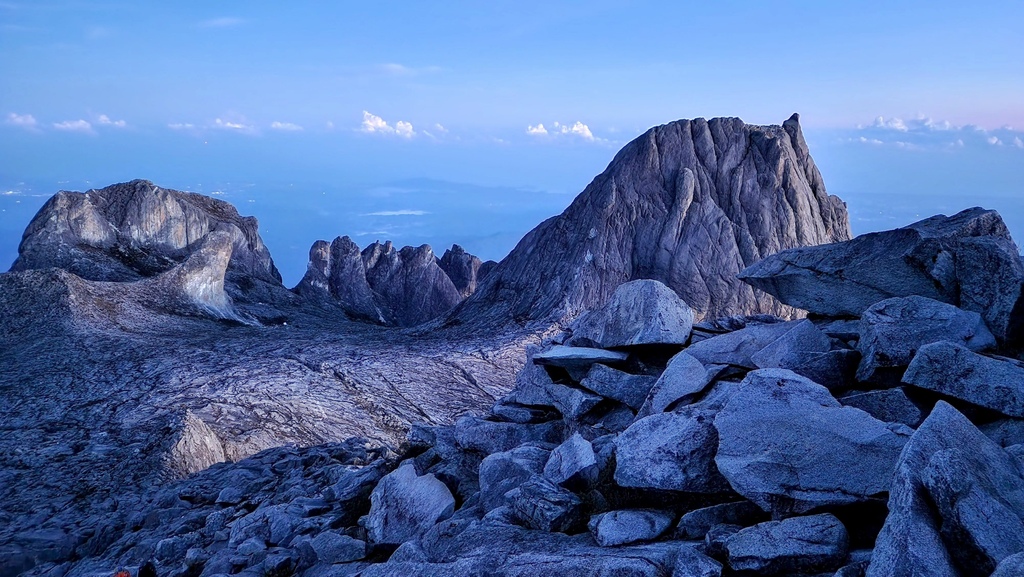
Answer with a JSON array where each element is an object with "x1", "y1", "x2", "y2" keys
[
  {"x1": 714, "y1": 369, "x2": 912, "y2": 514},
  {"x1": 724, "y1": 513, "x2": 849, "y2": 576},
  {"x1": 451, "y1": 114, "x2": 850, "y2": 327},
  {"x1": 739, "y1": 207, "x2": 1024, "y2": 344},
  {"x1": 365, "y1": 461, "x2": 455, "y2": 545}
]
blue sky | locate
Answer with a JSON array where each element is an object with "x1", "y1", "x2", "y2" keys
[{"x1": 1, "y1": 1, "x2": 1022, "y2": 284}]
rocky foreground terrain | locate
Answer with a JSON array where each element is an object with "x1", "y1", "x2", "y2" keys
[{"x1": 3, "y1": 114, "x2": 1023, "y2": 576}]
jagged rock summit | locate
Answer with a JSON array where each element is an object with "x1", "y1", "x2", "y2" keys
[
  {"x1": 450, "y1": 113, "x2": 851, "y2": 329},
  {"x1": 295, "y1": 237, "x2": 495, "y2": 327}
]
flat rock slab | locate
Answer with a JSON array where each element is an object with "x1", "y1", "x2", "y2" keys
[
  {"x1": 725, "y1": 513, "x2": 849, "y2": 576},
  {"x1": 715, "y1": 369, "x2": 912, "y2": 515},
  {"x1": 532, "y1": 346, "x2": 629, "y2": 370},
  {"x1": 839, "y1": 387, "x2": 926, "y2": 428},
  {"x1": 676, "y1": 501, "x2": 768, "y2": 540},
  {"x1": 614, "y1": 408, "x2": 730, "y2": 493},
  {"x1": 903, "y1": 341, "x2": 1024, "y2": 418},
  {"x1": 568, "y1": 279, "x2": 695, "y2": 348},
  {"x1": 365, "y1": 461, "x2": 455, "y2": 546},
  {"x1": 588, "y1": 509, "x2": 675, "y2": 547},
  {"x1": 868, "y1": 402, "x2": 1024, "y2": 577},
  {"x1": 454, "y1": 416, "x2": 564, "y2": 456},
  {"x1": 737, "y1": 207, "x2": 1012, "y2": 317},
  {"x1": 857, "y1": 296, "x2": 995, "y2": 383}
]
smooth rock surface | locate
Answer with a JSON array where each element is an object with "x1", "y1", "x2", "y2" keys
[
  {"x1": 903, "y1": 341, "x2": 1024, "y2": 417},
  {"x1": 685, "y1": 320, "x2": 801, "y2": 368},
  {"x1": 637, "y1": 352, "x2": 710, "y2": 416},
  {"x1": 568, "y1": 279, "x2": 694, "y2": 347},
  {"x1": 587, "y1": 509, "x2": 675, "y2": 547},
  {"x1": 532, "y1": 346, "x2": 629, "y2": 370},
  {"x1": 543, "y1": 434, "x2": 598, "y2": 490},
  {"x1": 715, "y1": 369, "x2": 912, "y2": 514},
  {"x1": 838, "y1": 388, "x2": 926, "y2": 428},
  {"x1": 365, "y1": 462, "x2": 455, "y2": 545}
]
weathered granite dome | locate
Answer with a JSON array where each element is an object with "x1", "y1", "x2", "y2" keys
[{"x1": 450, "y1": 114, "x2": 851, "y2": 328}]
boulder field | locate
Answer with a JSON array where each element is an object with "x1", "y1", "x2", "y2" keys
[{"x1": 25, "y1": 206, "x2": 1024, "y2": 577}]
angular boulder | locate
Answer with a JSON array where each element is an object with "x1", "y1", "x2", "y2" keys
[
  {"x1": 676, "y1": 501, "x2": 768, "y2": 540},
  {"x1": 839, "y1": 388, "x2": 926, "y2": 428},
  {"x1": 684, "y1": 320, "x2": 802, "y2": 368},
  {"x1": 637, "y1": 352, "x2": 712, "y2": 416},
  {"x1": 453, "y1": 416, "x2": 563, "y2": 456},
  {"x1": 868, "y1": 402, "x2": 1024, "y2": 577},
  {"x1": 532, "y1": 346, "x2": 629, "y2": 371},
  {"x1": 587, "y1": 509, "x2": 675, "y2": 547},
  {"x1": 857, "y1": 296, "x2": 995, "y2": 383},
  {"x1": 365, "y1": 461, "x2": 455, "y2": 546},
  {"x1": 724, "y1": 514, "x2": 849, "y2": 576},
  {"x1": 478, "y1": 446, "x2": 550, "y2": 512},
  {"x1": 714, "y1": 369, "x2": 912, "y2": 514},
  {"x1": 438, "y1": 243, "x2": 493, "y2": 299},
  {"x1": 508, "y1": 476, "x2": 585, "y2": 533},
  {"x1": 614, "y1": 408, "x2": 730, "y2": 493},
  {"x1": 903, "y1": 341, "x2": 1024, "y2": 417},
  {"x1": 749, "y1": 319, "x2": 832, "y2": 370},
  {"x1": 579, "y1": 364, "x2": 657, "y2": 409},
  {"x1": 543, "y1": 433, "x2": 598, "y2": 490},
  {"x1": 568, "y1": 279, "x2": 694, "y2": 348}
]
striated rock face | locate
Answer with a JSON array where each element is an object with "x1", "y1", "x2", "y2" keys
[
  {"x1": 450, "y1": 114, "x2": 850, "y2": 328},
  {"x1": 295, "y1": 237, "x2": 492, "y2": 327},
  {"x1": 10, "y1": 179, "x2": 282, "y2": 295}
]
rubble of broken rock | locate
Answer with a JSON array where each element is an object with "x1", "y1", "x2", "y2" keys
[{"x1": 23, "y1": 207, "x2": 1024, "y2": 577}]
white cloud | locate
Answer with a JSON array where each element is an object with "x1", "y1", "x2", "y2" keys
[
  {"x1": 168, "y1": 122, "x2": 195, "y2": 130},
  {"x1": 988, "y1": 136, "x2": 1003, "y2": 146},
  {"x1": 557, "y1": 121, "x2": 594, "y2": 140},
  {"x1": 379, "y1": 63, "x2": 442, "y2": 76},
  {"x1": 363, "y1": 210, "x2": 429, "y2": 216},
  {"x1": 325, "y1": 120, "x2": 335, "y2": 130},
  {"x1": 5, "y1": 112, "x2": 36, "y2": 129},
  {"x1": 856, "y1": 136, "x2": 884, "y2": 145},
  {"x1": 360, "y1": 111, "x2": 415, "y2": 138},
  {"x1": 214, "y1": 118, "x2": 255, "y2": 133},
  {"x1": 1014, "y1": 137, "x2": 1024, "y2": 149},
  {"x1": 96, "y1": 114, "x2": 126, "y2": 128},
  {"x1": 873, "y1": 116, "x2": 908, "y2": 132},
  {"x1": 270, "y1": 121, "x2": 303, "y2": 131},
  {"x1": 526, "y1": 123, "x2": 548, "y2": 136},
  {"x1": 1, "y1": 190, "x2": 21, "y2": 196},
  {"x1": 199, "y1": 17, "x2": 243, "y2": 28},
  {"x1": 53, "y1": 119, "x2": 93, "y2": 133},
  {"x1": 434, "y1": 123, "x2": 448, "y2": 134}
]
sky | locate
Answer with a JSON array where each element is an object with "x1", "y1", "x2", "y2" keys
[{"x1": 1, "y1": 1, "x2": 1022, "y2": 285}]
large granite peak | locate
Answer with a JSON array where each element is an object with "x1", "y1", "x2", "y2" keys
[
  {"x1": 9, "y1": 179, "x2": 283, "y2": 302},
  {"x1": 449, "y1": 114, "x2": 851, "y2": 329}
]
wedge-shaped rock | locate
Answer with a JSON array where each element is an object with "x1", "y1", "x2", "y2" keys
[
  {"x1": 579, "y1": 364, "x2": 657, "y2": 409},
  {"x1": 479, "y1": 446, "x2": 550, "y2": 512},
  {"x1": 543, "y1": 433, "x2": 598, "y2": 490},
  {"x1": 614, "y1": 407, "x2": 730, "y2": 493},
  {"x1": 903, "y1": 341, "x2": 1024, "y2": 417},
  {"x1": 543, "y1": 382, "x2": 603, "y2": 419},
  {"x1": 715, "y1": 369, "x2": 912, "y2": 514},
  {"x1": 857, "y1": 296, "x2": 995, "y2": 383},
  {"x1": 587, "y1": 509, "x2": 675, "y2": 547},
  {"x1": 738, "y1": 208, "x2": 1023, "y2": 331},
  {"x1": 532, "y1": 346, "x2": 629, "y2": 371},
  {"x1": 867, "y1": 402, "x2": 1024, "y2": 577},
  {"x1": 638, "y1": 352, "x2": 711, "y2": 416},
  {"x1": 365, "y1": 461, "x2": 455, "y2": 546},
  {"x1": 568, "y1": 279, "x2": 694, "y2": 347},
  {"x1": 725, "y1": 514, "x2": 849, "y2": 576},
  {"x1": 685, "y1": 320, "x2": 801, "y2": 368}
]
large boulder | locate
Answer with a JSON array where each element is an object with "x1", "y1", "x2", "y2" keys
[
  {"x1": 478, "y1": 446, "x2": 550, "y2": 512},
  {"x1": 868, "y1": 402, "x2": 1024, "y2": 577},
  {"x1": 637, "y1": 352, "x2": 712, "y2": 417},
  {"x1": 508, "y1": 476, "x2": 585, "y2": 533},
  {"x1": 364, "y1": 461, "x2": 455, "y2": 546},
  {"x1": 738, "y1": 207, "x2": 1024, "y2": 344},
  {"x1": 568, "y1": 279, "x2": 694, "y2": 347},
  {"x1": 856, "y1": 296, "x2": 995, "y2": 383},
  {"x1": 724, "y1": 513, "x2": 849, "y2": 576},
  {"x1": 543, "y1": 433, "x2": 599, "y2": 490},
  {"x1": 614, "y1": 407, "x2": 730, "y2": 493},
  {"x1": 684, "y1": 320, "x2": 802, "y2": 369},
  {"x1": 902, "y1": 341, "x2": 1024, "y2": 418},
  {"x1": 450, "y1": 114, "x2": 850, "y2": 328},
  {"x1": 579, "y1": 364, "x2": 657, "y2": 410},
  {"x1": 714, "y1": 369, "x2": 912, "y2": 514},
  {"x1": 587, "y1": 509, "x2": 675, "y2": 547}
]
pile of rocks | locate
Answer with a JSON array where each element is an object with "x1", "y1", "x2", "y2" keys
[{"x1": 28, "y1": 208, "x2": 1024, "y2": 577}]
